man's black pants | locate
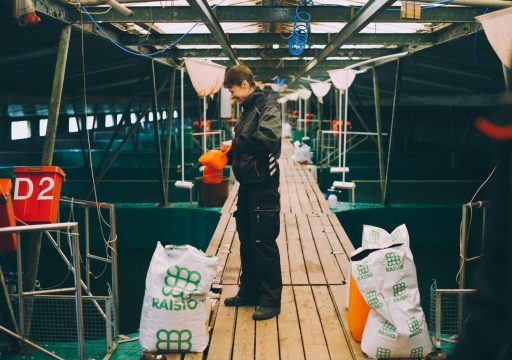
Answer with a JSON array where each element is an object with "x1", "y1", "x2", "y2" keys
[{"x1": 234, "y1": 183, "x2": 282, "y2": 308}]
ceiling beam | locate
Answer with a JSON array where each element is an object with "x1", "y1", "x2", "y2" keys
[
  {"x1": 33, "y1": 0, "x2": 175, "y2": 68},
  {"x1": 124, "y1": 33, "x2": 436, "y2": 47},
  {"x1": 184, "y1": 0, "x2": 239, "y2": 65},
  {"x1": 212, "y1": 59, "x2": 359, "y2": 68},
  {"x1": 68, "y1": 6, "x2": 481, "y2": 23},
  {"x1": 161, "y1": 47, "x2": 401, "y2": 59},
  {"x1": 294, "y1": 0, "x2": 396, "y2": 80}
]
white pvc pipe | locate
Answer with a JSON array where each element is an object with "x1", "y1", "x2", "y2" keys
[
  {"x1": 203, "y1": 97, "x2": 207, "y2": 153},
  {"x1": 181, "y1": 67, "x2": 185, "y2": 182},
  {"x1": 338, "y1": 89, "x2": 342, "y2": 170},
  {"x1": 342, "y1": 88, "x2": 349, "y2": 183},
  {"x1": 298, "y1": 98, "x2": 302, "y2": 131}
]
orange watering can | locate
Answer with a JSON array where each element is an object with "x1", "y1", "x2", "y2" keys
[
  {"x1": 198, "y1": 145, "x2": 231, "y2": 171},
  {"x1": 199, "y1": 145, "x2": 231, "y2": 184}
]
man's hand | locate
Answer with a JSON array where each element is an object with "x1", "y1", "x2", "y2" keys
[{"x1": 221, "y1": 140, "x2": 232, "y2": 152}]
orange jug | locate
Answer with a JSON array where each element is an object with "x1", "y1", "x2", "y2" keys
[
  {"x1": 198, "y1": 145, "x2": 230, "y2": 171},
  {"x1": 347, "y1": 273, "x2": 371, "y2": 342},
  {"x1": 202, "y1": 166, "x2": 223, "y2": 184}
]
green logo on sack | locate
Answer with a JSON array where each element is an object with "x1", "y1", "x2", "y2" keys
[
  {"x1": 365, "y1": 290, "x2": 383, "y2": 310},
  {"x1": 378, "y1": 320, "x2": 396, "y2": 339},
  {"x1": 152, "y1": 297, "x2": 199, "y2": 311},
  {"x1": 376, "y1": 347, "x2": 391, "y2": 359},
  {"x1": 368, "y1": 230, "x2": 380, "y2": 245},
  {"x1": 156, "y1": 329, "x2": 192, "y2": 351},
  {"x1": 410, "y1": 347, "x2": 423, "y2": 358},
  {"x1": 162, "y1": 265, "x2": 202, "y2": 299},
  {"x1": 406, "y1": 316, "x2": 423, "y2": 338},
  {"x1": 356, "y1": 263, "x2": 373, "y2": 281},
  {"x1": 391, "y1": 230, "x2": 402, "y2": 244},
  {"x1": 392, "y1": 282, "x2": 411, "y2": 303},
  {"x1": 385, "y1": 252, "x2": 403, "y2": 272}
]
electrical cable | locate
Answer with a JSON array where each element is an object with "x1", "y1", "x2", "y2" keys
[
  {"x1": 75, "y1": 0, "x2": 227, "y2": 59},
  {"x1": 288, "y1": 0, "x2": 314, "y2": 57}
]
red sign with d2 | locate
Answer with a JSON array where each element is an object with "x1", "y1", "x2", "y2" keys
[{"x1": 13, "y1": 166, "x2": 66, "y2": 224}]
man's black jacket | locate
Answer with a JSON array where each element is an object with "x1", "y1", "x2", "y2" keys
[{"x1": 229, "y1": 89, "x2": 281, "y2": 185}]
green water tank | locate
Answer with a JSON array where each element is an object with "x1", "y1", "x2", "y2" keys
[{"x1": 177, "y1": 126, "x2": 193, "y2": 150}]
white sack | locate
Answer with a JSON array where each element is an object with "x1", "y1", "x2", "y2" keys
[
  {"x1": 351, "y1": 225, "x2": 431, "y2": 359},
  {"x1": 346, "y1": 224, "x2": 410, "y2": 309},
  {"x1": 140, "y1": 242, "x2": 218, "y2": 353}
]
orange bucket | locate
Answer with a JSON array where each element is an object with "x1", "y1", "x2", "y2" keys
[
  {"x1": 347, "y1": 273, "x2": 371, "y2": 342},
  {"x1": 13, "y1": 166, "x2": 65, "y2": 224},
  {"x1": 198, "y1": 146, "x2": 230, "y2": 171},
  {"x1": 0, "y1": 179, "x2": 17, "y2": 253}
]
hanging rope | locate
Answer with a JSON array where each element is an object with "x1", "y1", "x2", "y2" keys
[{"x1": 288, "y1": 0, "x2": 314, "y2": 57}]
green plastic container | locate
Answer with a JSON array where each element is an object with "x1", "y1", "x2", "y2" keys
[
  {"x1": 292, "y1": 129, "x2": 303, "y2": 142},
  {"x1": 177, "y1": 126, "x2": 193, "y2": 150}
]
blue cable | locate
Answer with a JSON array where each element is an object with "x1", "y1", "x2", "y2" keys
[
  {"x1": 77, "y1": 0, "x2": 226, "y2": 59},
  {"x1": 288, "y1": 0, "x2": 314, "y2": 57}
]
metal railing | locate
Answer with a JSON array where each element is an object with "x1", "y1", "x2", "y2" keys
[{"x1": 0, "y1": 222, "x2": 84, "y2": 360}]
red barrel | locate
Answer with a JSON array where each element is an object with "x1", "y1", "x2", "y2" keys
[
  {"x1": 0, "y1": 179, "x2": 17, "y2": 252},
  {"x1": 13, "y1": 166, "x2": 66, "y2": 224}
]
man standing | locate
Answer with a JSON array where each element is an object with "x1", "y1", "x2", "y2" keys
[{"x1": 221, "y1": 65, "x2": 282, "y2": 321}]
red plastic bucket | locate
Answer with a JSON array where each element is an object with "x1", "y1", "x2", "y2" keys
[
  {"x1": 348, "y1": 273, "x2": 371, "y2": 342},
  {"x1": 13, "y1": 166, "x2": 66, "y2": 224},
  {"x1": 0, "y1": 179, "x2": 17, "y2": 252}
]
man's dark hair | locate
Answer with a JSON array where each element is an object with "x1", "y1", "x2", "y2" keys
[{"x1": 224, "y1": 65, "x2": 256, "y2": 88}]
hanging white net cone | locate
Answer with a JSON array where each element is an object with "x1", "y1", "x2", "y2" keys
[
  {"x1": 184, "y1": 58, "x2": 226, "y2": 97},
  {"x1": 328, "y1": 68, "x2": 357, "y2": 90},
  {"x1": 310, "y1": 82, "x2": 332, "y2": 104},
  {"x1": 297, "y1": 88, "x2": 312, "y2": 100},
  {"x1": 287, "y1": 92, "x2": 299, "y2": 101},
  {"x1": 476, "y1": 7, "x2": 512, "y2": 69}
]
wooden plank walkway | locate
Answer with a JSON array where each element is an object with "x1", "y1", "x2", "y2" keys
[{"x1": 175, "y1": 141, "x2": 364, "y2": 360}]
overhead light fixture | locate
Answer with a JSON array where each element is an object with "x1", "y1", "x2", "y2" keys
[{"x1": 272, "y1": 44, "x2": 280, "y2": 49}]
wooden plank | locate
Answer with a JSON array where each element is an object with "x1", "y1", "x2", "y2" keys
[
  {"x1": 232, "y1": 306, "x2": 255, "y2": 360},
  {"x1": 221, "y1": 182, "x2": 239, "y2": 214},
  {"x1": 307, "y1": 215, "x2": 343, "y2": 285},
  {"x1": 206, "y1": 213, "x2": 231, "y2": 257},
  {"x1": 293, "y1": 286, "x2": 330, "y2": 360},
  {"x1": 330, "y1": 285, "x2": 367, "y2": 359},
  {"x1": 221, "y1": 233, "x2": 241, "y2": 285},
  {"x1": 164, "y1": 354, "x2": 182, "y2": 360},
  {"x1": 278, "y1": 286, "x2": 305, "y2": 360},
  {"x1": 320, "y1": 215, "x2": 351, "y2": 280},
  {"x1": 182, "y1": 352, "x2": 202, "y2": 360},
  {"x1": 286, "y1": 169, "x2": 302, "y2": 214},
  {"x1": 312, "y1": 286, "x2": 354, "y2": 360},
  {"x1": 328, "y1": 213, "x2": 356, "y2": 255},
  {"x1": 296, "y1": 213, "x2": 326, "y2": 285},
  {"x1": 206, "y1": 285, "x2": 238, "y2": 360},
  {"x1": 255, "y1": 316, "x2": 279, "y2": 360},
  {"x1": 285, "y1": 213, "x2": 308, "y2": 285},
  {"x1": 277, "y1": 213, "x2": 292, "y2": 285},
  {"x1": 214, "y1": 217, "x2": 237, "y2": 283}
]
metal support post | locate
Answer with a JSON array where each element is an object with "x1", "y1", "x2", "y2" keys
[
  {"x1": 109, "y1": 206, "x2": 119, "y2": 338},
  {"x1": 164, "y1": 67, "x2": 177, "y2": 203},
  {"x1": 150, "y1": 61, "x2": 167, "y2": 206},
  {"x1": 383, "y1": 58, "x2": 403, "y2": 205},
  {"x1": 373, "y1": 68, "x2": 385, "y2": 203},
  {"x1": 71, "y1": 225, "x2": 85, "y2": 360},
  {"x1": 42, "y1": 25, "x2": 71, "y2": 166}
]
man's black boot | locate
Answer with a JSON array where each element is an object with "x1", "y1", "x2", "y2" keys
[
  {"x1": 224, "y1": 295, "x2": 258, "y2": 307},
  {"x1": 252, "y1": 306, "x2": 280, "y2": 320}
]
